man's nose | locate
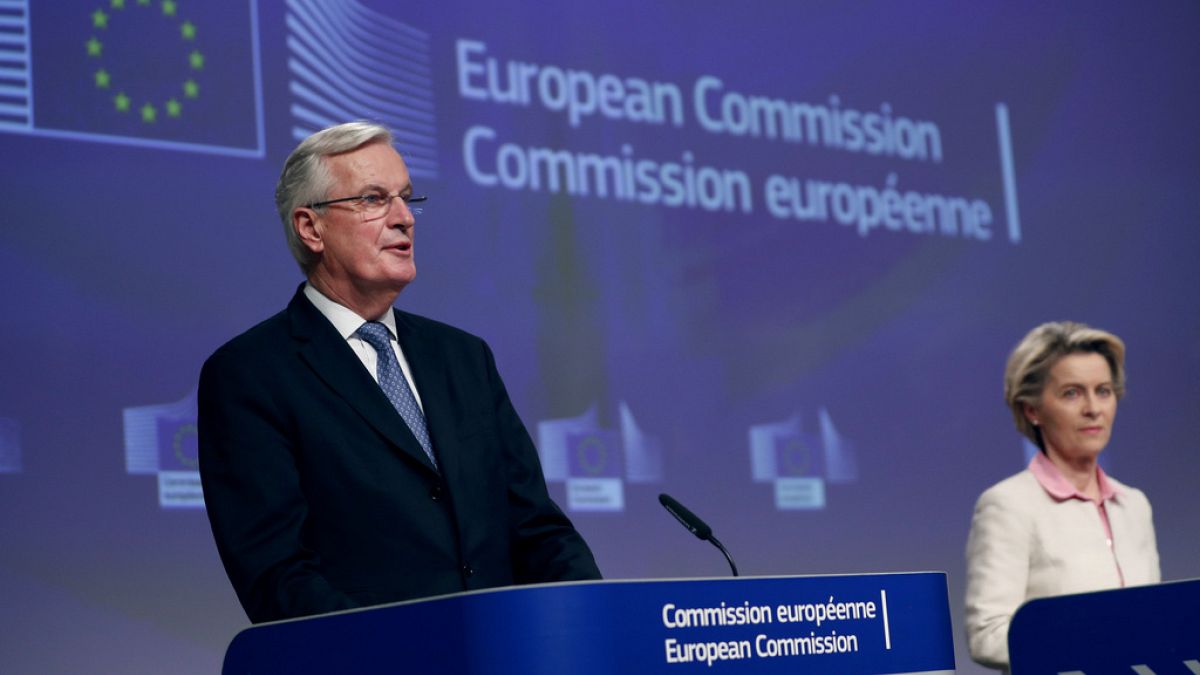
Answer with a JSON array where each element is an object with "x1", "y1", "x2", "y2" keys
[{"x1": 388, "y1": 196, "x2": 416, "y2": 228}]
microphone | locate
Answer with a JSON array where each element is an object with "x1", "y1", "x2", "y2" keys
[{"x1": 658, "y1": 493, "x2": 739, "y2": 576}]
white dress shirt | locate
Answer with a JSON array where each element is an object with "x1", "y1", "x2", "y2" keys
[{"x1": 303, "y1": 283, "x2": 424, "y2": 412}]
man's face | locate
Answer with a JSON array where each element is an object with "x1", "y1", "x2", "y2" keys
[{"x1": 306, "y1": 142, "x2": 418, "y2": 298}]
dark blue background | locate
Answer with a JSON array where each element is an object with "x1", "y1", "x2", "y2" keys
[{"x1": 1, "y1": 1, "x2": 1197, "y2": 672}]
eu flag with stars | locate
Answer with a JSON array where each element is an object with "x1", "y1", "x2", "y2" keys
[
  {"x1": 156, "y1": 415, "x2": 199, "y2": 472},
  {"x1": 26, "y1": 0, "x2": 261, "y2": 155},
  {"x1": 773, "y1": 431, "x2": 825, "y2": 478},
  {"x1": 566, "y1": 430, "x2": 624, "y2": 479}
]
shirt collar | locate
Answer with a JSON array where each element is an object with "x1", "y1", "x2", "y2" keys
[
  {"x1": 303, "y1": 282, "x2": 398, "y2": 340},
  {"x1": 1029, "y1": 450, "x2": 1121, "y2": 503}
]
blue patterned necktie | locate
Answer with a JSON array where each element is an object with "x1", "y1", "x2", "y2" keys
[{"x1": 356, "y1": 321, "x2": 437, "y2": 469}]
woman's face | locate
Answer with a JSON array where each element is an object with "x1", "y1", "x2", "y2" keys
[{"x1": 1024, "y1": 352, "x2": 1118, "y2": 465}]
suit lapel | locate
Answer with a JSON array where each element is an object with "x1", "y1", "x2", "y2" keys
[
  {"x1": 393, "y1": 309, "x2": 463, "y2": 485},
  {"x1": 287, "y1": 288, "x2": 438, "y2": 475}
]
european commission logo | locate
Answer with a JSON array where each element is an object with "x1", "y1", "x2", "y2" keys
[
  {"x1": 285, "y1": 0, "x2": 437, "y2": 179},
  {"x1": 0, "y1": 1, "x2": 263, "y2": 157},
  {"x1": 538, "y1": 403, "x2": 664, "y2": 512},
  {"x1": 749, "y1": 408, "x2": 858, "y2": 510},
  {"x1": 123, "y1": 390, "x2": 203, "y2": 509}
]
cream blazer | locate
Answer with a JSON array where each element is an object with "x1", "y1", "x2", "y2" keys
[{"x1": 964, "y1": 469, "x2": 1160, "y2": 670}]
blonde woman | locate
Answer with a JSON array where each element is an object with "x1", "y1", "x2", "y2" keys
[{"x1": 965, "y1": 321, "x2": 1160, "y2": 670}]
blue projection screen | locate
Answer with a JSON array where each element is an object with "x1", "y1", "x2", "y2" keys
[{"x1": 1, "y1": 1, "x2": 1197, "y2": 673}]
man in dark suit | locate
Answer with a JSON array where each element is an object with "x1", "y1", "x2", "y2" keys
[{"x1": 198, "y1": 121, "x2": 600, "y2": 624}]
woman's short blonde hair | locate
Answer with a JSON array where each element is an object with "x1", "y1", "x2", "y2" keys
[{"x1": 1003, "y1": 321, "x2": 1126, "y2": 447}]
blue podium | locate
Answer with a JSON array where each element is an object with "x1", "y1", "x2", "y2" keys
[
  {"x1": 222, "y1": 573, "x2": 955, "y2": 674},
  {"x1": 1008, "y1": 578, "x2": 1200, "y2": 674}
]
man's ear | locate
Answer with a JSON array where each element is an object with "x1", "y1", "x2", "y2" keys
[{"x1": 293, "y1": 208, "x2": 324, "y2": 256}]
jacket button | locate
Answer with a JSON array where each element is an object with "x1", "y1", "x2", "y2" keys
[
  {"x1": 461, "y1": 565, "x2": 474, "y2": 578},
  {"x1": 430, "y1": 485, "x2": 443, "y2": 501}
]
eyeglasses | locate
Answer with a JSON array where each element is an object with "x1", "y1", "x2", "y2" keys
[{"x1": 307, "y1": 190, "x2": 427, "y2": 220}]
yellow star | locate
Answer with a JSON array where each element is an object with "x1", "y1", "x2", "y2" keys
[
  {"x1": 183, "y1": 79, "x2": 199, "y2": 98},
  {"x1": 181, "y1": 21, "x2": 196, "y2": 40},
  {"x1": 92, "y1": 9, "x2": 109, "y2": 28},
  {"x1": 95, "y1": 69, "x2": 111, "y2": 89},
  {"x1": 111, "y1": 0, "x2": 126, "y2": 8},
  {"x1": 141, "y1": 103, "x2": 158, "y2": 123},
  {"x1": 189, "y1": 50, "x2": 204, "y2": 70},
  {"x1": 162, "y1": 0, "x2": 177, "y2": 16},
  {"x1": 86, "y1": 37, "x2": 103, "y2": 57},
  {"x1": 166, "y1": 98, "x2": 182, "y2": 117},
  {"x1": 114, "y1": 92, "x2": 131, "y2": 112}
]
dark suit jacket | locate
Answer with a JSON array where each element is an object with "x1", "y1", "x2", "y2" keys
[{"x1": 198, "y1": 286, "x2": 600, "y2": 623}]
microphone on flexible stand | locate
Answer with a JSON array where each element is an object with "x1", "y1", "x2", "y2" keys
[{"x1": 658, "y1": 493, "x2": 739, "y2": 577}]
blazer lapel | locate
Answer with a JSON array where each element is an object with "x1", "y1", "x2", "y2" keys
[
  {"x1": 393, "y1": 309, "x2": 463, "y2": 485},
  {"x1": 287, "y1": 289, "x2": 439, "y2": 474}
]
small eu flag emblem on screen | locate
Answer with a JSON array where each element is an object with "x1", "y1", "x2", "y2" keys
[
  {"x1": 773, "y1": 432, "x2": 825, "y2": 478},
  {"x1": 156, "y1": 417, "x2": 199, "y2": 472},
  {"x1": 566, "y1": 430, "x2": 624, "y2": 479},
  {"x1": 124, "y1": 391, "x2": 204, "y2": 509},
  {"x1": 1, "y1": 1, "x2": 263, "y2": 157}
]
